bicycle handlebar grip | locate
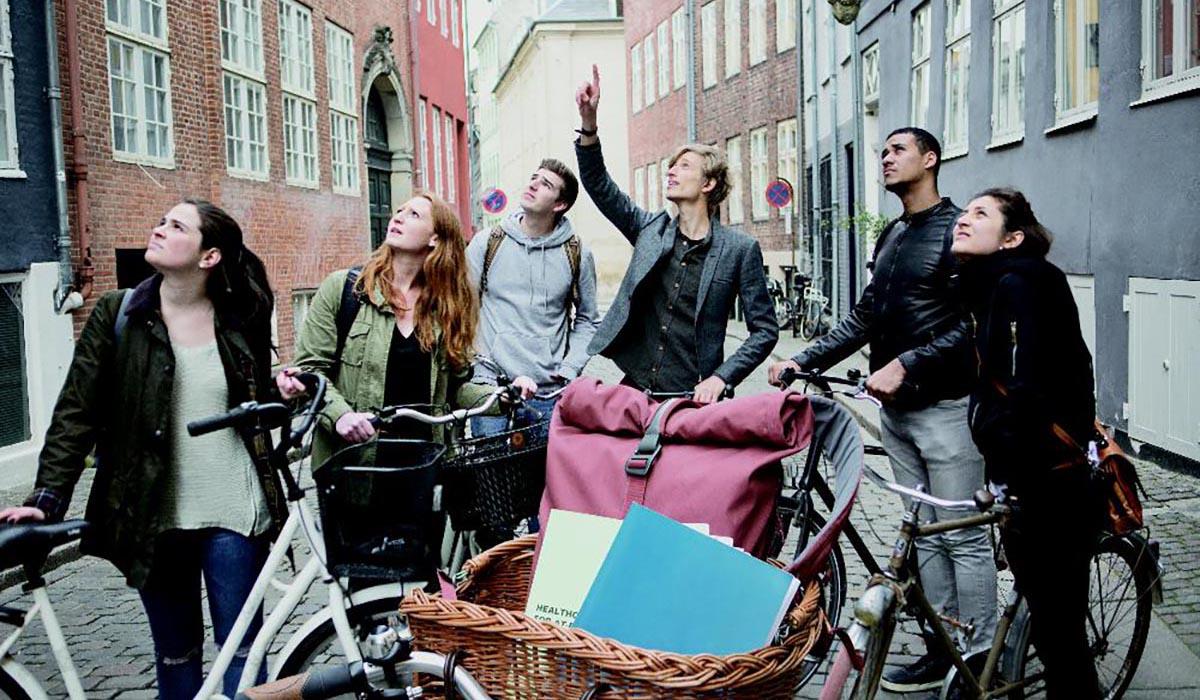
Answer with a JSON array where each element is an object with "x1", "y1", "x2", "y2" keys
[
  {"x1": 235, "y1": 663, "x2": 360, "y2": 700},
  {"x1": 187, "y1": 404, "x2": 250, "y2": 437}
]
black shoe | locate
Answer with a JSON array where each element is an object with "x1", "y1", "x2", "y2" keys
[{"x1": 880, "y1": 651, "x2": 952, "y2": 692}]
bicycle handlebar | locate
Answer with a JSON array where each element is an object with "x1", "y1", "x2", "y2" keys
[
  {"x1": 235, "y1": 662, "x2": 361, "y2": 700},
  {"x1": 187, "y1": 373, "x2": 327, "y2": 442},
  {"x1": 373, "y1": 386, "x2": 510, "y2": 428}
]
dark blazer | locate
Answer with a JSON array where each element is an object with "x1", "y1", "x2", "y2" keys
[{"x1": 576, "y1": 140, "x2": 778, "y2": 387}]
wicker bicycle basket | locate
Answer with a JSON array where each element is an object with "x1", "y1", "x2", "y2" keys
[{"x1": 400, "y1": 535, "x2": 825, "y2": 699}]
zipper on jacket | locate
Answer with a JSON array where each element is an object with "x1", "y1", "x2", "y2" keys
[{"x1": 1009, "y1": 320, "x2": 1018, "y2": 378}]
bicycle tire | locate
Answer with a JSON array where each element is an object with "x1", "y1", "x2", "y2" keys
[
  {"x1": 800, "y1": 301, "x2": 822, "y2": 342},
  {"x1": 790, "y1": 514, "x2": 848, "y2": 690},
  {"x1": 850, "y1": 611, "x2": 897, "y2": 699},
  {"x1": 777, "y1": 298, "x2": 795, "y2": 331},
  {"x1": 272, "y1": 595, "x2": 405, "y2": 696},
  {"x1": 0, "y1": 659, "x2": 41, "y2": 700},
  {"x1": 1000, "y1": 533, "x2": 1153, "y2": 700}
]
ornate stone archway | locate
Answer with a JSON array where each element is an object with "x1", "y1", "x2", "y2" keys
[{"x1": 362, "y1": 25, "x2": 415, "y2": 237}]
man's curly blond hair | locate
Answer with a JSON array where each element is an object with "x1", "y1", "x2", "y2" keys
[{"x1": 668, "y1": 144, "x2": 730, "y2": 218}]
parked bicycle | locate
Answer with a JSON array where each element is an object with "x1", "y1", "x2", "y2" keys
[
  {"x1": 820, "y1": 480, "x2": 1161, "y2": 700},
  {"x1": 0, "y1": 372, "x2": 500, "y2": 699},
  {"x1": 796, "y1": 276, "x2": 831, "y2": 342}
]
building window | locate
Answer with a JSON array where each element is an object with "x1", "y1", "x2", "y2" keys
[
  {"x1": 451, "y1": 0, "x2": 460, "y2": 46},
  {"x1": 862, "y1": 42, "x2": 880, "y2": 109},
  {"x1": 283, "y1": 95, "x2": 317, "y2": 186},
  {"x1": 631, "y1": 43, "x2": 642, "y2": 112},
  {"x1": 659, "y1": 156, "x2": 670, "y2": 205},
  {"x1": 0, "y1": 0, "x2": 18, "y2": 173},
  {"x1": 725, "y1": 135, "x2": 744, "y2": 223},
  {"x1": 445, "y1": 114, "x2": 456, "y2": 203},
  {"x1": 702, "y1": 2, "x2": 717, "y2": 88},
  {"x1": 427, "y1": 0, "x2": 436, "y2": 25},
  {"x1": 750, "y1": 127, "x2": 769, "y2": 220},
  {"x1": 749, "y1": 0, "x2": 767, "y2": 65},
  {"x1": 432, "y1": 106, "x2": 443, "y2": 196},
  {"x1": 106, "y1": 0, "x2": 172, "y2": 164},
  {"x1": 776, "y1": 0, "x2": 796, "y2": 52},
  {"x1": 291, "y1": 288, "x2": 316, "y2": 351},
  {"x1": 644, "y1": 35, "x2": 656, "y2": 106},
  {"x1": 278, "y1": 0, "x2": 314, "y2": 97},
  {"x1": 776, "y1": 118, "x2": 798, "y2": 218},
  {"x1": 1141, "y1": 0, "x2": 1199, "y2": 99},
  {"x1": 220, "y1": 0, "x2": 267, "y2": 178},
  {"x1": 944, "y1": 0, "x2": 970, "y2": 156},
  {"x1": 657, "y1": 21, "x2": 670, "y2": 97},
  {"x1": 0, "y1": 279, "x2": 29, "y2": 448},
  {"x1": 418, "y1": 98, "x2": 428, "y2": 188},
  {"x1": 1055, "y1": 0, "x2": 1098, "y2": 120},
  {"x1": 991, "y1": 0, "x2": 1026, "y2": 143},
  {"x1": 672, "y1": 8, "x2": 687, "y2": 89},
  {"x1": 910, "y1": 3, "x2": 931, "y2": 128},
  {"x1": 725, "y1": 0, "x2": 741, "y2": 77},
  {"x1": 440, "y1": 0, "x2": 448, "y2": 36},
  {"x1": 327, "y1": 22, "x2": 359, "y2": 195},
  {"x1": 633, "y1": 166, "x2": 645, "y2": 210},
  {"x1": 647, "y1": 161, "x2": 659, "y2": 211}
]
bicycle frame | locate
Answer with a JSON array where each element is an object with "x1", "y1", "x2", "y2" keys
[{"x1": 0, "y1": 583, "x2": 87, "y2": 699}]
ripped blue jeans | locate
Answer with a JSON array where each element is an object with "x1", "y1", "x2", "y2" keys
[{"x1": 138, "y1": 528, "x2": 268, "y2": 699}]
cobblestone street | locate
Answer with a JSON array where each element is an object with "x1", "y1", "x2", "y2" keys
[{"x1": 1, "y1": 332, "x2": 1198, "y2": 697}]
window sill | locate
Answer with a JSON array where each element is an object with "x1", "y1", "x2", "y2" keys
[
  {"x1": 1131, "y1": 76, "x2": 1200, "y2": 108},
  {"x1": 1045, "y1": 108, "x2": 1097, "y2": 136},
  {"x1": 333, "y1": 186, "x2": 362, "y2": 197},
  {"x1": 228, "y1": 168, "x2": 271, "y2": 183},
  {"x1": 986, "y1": 132, "x2": 1024, "y2": 151},
  {"x1": 286, "y1": 178, "x2": 320, "y2": 190},
  {"x1": 0, "y1": 168, "x2": 28, "y2": 179},
  {"x1": 942, "y1": 145, "x2": 968, "y2": 162},
  {"x1": 113, "y1": 152, "x2": 176, "y2": 170}
]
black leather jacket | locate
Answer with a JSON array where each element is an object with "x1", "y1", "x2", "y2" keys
[{"x1": 793, "y1": 198, "x2": 974, "y2": 409}]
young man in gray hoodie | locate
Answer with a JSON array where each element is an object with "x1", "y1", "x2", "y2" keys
[{"x1": 466, "y1": 158, "x2": 600, "y2": 439}]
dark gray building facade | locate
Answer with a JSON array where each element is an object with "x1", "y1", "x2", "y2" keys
[{"x1": 842, "y1": 0, "x2": 1200, "y2": 462}]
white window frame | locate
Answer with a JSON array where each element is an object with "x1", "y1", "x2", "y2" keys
[
  {"x1": 633, "y1": 166, "x2": 645, "y2": 210},
  {"x1": 702, "y1": 2, "x2": 718, "y2": 88},
  {"x1": 220, "y1": 0, "x2": 264, "y2": 79},
  {"x1": 862, "y1": 42, "x2": 880, "y2": 109},
  {"x1": 659, "y1": 156, "x2": 670, "y2": 206},
  {"x1": 106, "y1": 34, "x2": 174, "y2": 166},
  {"x1": 326, "y1": 22, "x2": 359, "y2": 195},
  {"x1": 631, "y1": 43, "x2": 643, "y2": 112},
  {"x1": 776, "y1": 0, "x2": 796, "y2": 53},
  {"x1": 726, "y1": 135, "x2": 744, "y2": 224},
  {"x1": 725, "y1": 0, "x2": 741, "y2": 78},
  {"x1": 910, "y1": 3, "x2": 931, "y2": 128},
  {"x1": 672, "y1": 8, "x2": 687, "y2": 89},
  {"x1": 749, "y1": 127, "x2": 769, "y2": 220},
  {"x1": 644, "y1": 36, "x2": 656, "y2": 106},
  {"x1": 278, "y1": 0, "x2": 314, "y2": 99},
  {"x1": 647, "y1": 161, "x2": 659, "y2": 211},
  {"x1": 451, "y1": 0, "x2": 460, "y2": 47},
  {"x1": 0, "y1": 0, "x2": 21, "y2": 176},
  {"x1": 1136, "y1": 0, "x2": 1200, "y2": 105},
  {"x1": 1052, "y1": 0, "x2": 1099, "y2": 125},
  {"x1": 105, "y1": 0, "x2": 168, "y2": 48},
  {"x1": 283, "y1": 94, "x2": 318, "y2": 187},
  {"x1": 440, "y1": 0, "x2": 448, "y2": 37},
  {"x1": 990, "y1": 0, "x2": 1026, "y2": 147},
  {"x1": 418, "y1": 98, "x2": 429, "y2": 189},
  {"x1": 749, "y1": 0, "x2": 767, "y2": 66},
  {"x1": 776, "y1": 118, "x2": 798, "y2": 219},
  {"x1": 444, "y1": 113, "x2": 456, "y2": 203},
  {"x1": 427, "y1": 0, "x2": 436, "y2": 25},
  {"x1": 943, "y1": 0, "x2": 970, "y2": 158},
  {"x1": 432, "y1": 105, "x2": 444, "y2": 196},
  {"x1": 223, "y1": 73, "x2": 269, "y2": 179},
  {"x1": 657, "y1": 21, "x2": 670, "y2": 98}
]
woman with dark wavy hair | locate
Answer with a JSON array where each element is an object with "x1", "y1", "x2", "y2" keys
[
  {"x1": 1, "y1": 199, "x2": 283, "y2": 698},
  {"x1": 953, "y1": 187, "x2": 1101, "y2": 699}
]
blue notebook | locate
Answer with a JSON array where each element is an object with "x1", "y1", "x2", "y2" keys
[{"x1": 572, "y1": 504, "x2": 801, "y2": 656}]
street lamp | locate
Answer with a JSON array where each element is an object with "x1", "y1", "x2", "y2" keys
[{"x1": 828, "y1": 0, "x2": 861, "y2": 24}]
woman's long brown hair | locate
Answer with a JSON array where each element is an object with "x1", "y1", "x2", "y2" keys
[{"x1": 354, "y1": 191, "x2": 477, "y2": 370}]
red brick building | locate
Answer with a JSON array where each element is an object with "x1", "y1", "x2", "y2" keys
[
  {"x1": 57, "y1": 0, "x2": 467, "y2": 358},
  {"x1": 624, "y1": 0, "x2": 802, "y2": 280}
]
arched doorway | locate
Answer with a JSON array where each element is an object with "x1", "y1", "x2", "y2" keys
[
  {"x1": 361, "y1": 26, "x2": 414, "y2": 249},
  {"x1": 365, "y1": 89, "x2": 392, "y2": 248}
]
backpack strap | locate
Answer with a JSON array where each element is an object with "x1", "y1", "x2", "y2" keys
[
  {"x1": 564, "y1": 234, "x2": 582, "y2": 310},
  {"x1": 479, "y1": 227, "x2": 506, "y2": 295},
  {"x1": 333, "y1": 266, "x2": 364, "y2": 371},
  {"x1": 112, "y1": 289, "x2": 134, "y2": 347}
]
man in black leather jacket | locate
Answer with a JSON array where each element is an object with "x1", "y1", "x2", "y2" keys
[{"x1": 770, "y1": 128, "x2": 996, "y2": 691}]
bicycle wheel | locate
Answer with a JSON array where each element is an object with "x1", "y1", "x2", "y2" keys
[
  {"x1": 849, "y1": 612, "x2": 897, "y2": 699},
  {"x1": 0, "y1": 660, "x2": 39, "y2": 700},
  {"x1": 1001, "y1": 533, "x2": 1154, "y2": 699},
  {"x1": 800, "y1": 300, "x2": 822, "y2": 342},
  {"x1": 790, "y1": 513, "x2": 848, "y2": 689},
  {"x1": 777, "y1": 297, "x2": 795, "y2": 331}
]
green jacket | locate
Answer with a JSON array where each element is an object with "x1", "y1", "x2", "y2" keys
[
  {"x1": 294, "y1": 269, "x2": 494, "y2": 469},
  {"x1": 29, "y1": 277, "x2": 286, "y2": 588}
]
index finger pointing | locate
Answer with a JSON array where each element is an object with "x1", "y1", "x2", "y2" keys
[{"x1": 592, "y1": 63, "x2": 600, "y2": 87}]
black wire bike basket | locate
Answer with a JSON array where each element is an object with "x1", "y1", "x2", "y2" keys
[
  {"x1": 314, "y1": 438, "x2": 447, "y2": 581},
  {"x1": 440, "y1": 420, "x2": 551, "y2": 533}
]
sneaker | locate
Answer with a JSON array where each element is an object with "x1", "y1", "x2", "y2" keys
[{"x1": 879, "y1": 651, "x2": 952, "y2": 692}]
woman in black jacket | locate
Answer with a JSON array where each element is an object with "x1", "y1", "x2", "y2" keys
[{"x1": 952, "y1": 188, "x2": 1100, "y2": 699}]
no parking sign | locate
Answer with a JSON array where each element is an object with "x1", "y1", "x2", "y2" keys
[
  {"x1": 482, "y1": 188, "x2": 508, "y2": 214},
  {"x1": 765, "y1": 179, "x2": 793, "y2": 209}
]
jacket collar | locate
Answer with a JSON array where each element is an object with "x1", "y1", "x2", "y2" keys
[
  {"x1": 901, "y1": 197, "x2": 955, "y2": 227},
  {"x1": 123, "y1": 273, "x2": 257, "y2": 352}
]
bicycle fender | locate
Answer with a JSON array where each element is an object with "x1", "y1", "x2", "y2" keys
[{"x1": 0, "y1": 657, "x2": 50, "y2": 700}]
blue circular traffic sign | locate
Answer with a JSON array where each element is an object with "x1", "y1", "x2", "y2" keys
[
  {"x1": 766, "y1": 179, "x2": 793, "y2": 209},
  {"x1": 482, "y1": 187, "x2": 508, "y2": 214}
]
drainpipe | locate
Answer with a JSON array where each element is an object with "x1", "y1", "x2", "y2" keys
[
  {"x1": 807, "y1": 3, "x2": 820, "y2": 284},
  {"x1": 64, "y1": 0, "x2": 93, "y2": 307},
  {"x1": 850, "y1": 26, "x2": 866, "y2": 299},
  {"x1": 793, "y1": 0, "x2": 803, "y2": 273},
  {"x1": 46, "y1": 0, "x2": 78, "y2": 312},
  {"x1": 409, "y1": 4, "x2": 422, "y2": 190},
  {"x1": 826, "y1": 10, "x2": 840, "y2": 317},
  {"x1": 685, "y1": 0, "x2": 696, "y2": 141}
]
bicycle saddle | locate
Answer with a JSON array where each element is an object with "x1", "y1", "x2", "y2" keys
[{"x1": 0, "y1": 520, "x2": 90, "y2": 573}]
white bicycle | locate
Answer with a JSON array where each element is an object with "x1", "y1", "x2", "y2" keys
[{"x1": 0, "y1": 372, "x2": 501, "y2": 699}]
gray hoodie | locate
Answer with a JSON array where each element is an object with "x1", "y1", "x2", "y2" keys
[{"x1": 467, "y1": 211, "x2": 600, "y2": 390}]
